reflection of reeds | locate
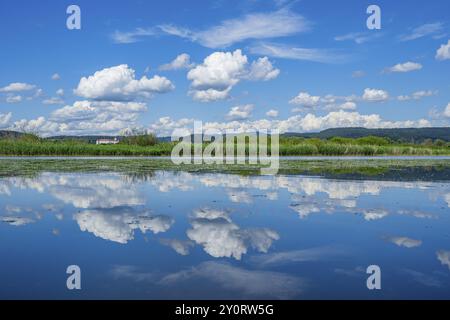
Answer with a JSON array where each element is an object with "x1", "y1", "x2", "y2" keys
[
  {"x1": 0, "y1": 159, "x2": 449, "y2": 181},
  {"x1": 122, "y1": 171, "x2": 156, "y2": 183}
]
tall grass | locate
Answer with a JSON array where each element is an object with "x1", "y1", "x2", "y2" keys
[
  {"x1": 0, "y1": 139, "x2": 175, "y2": 156},
  {"x1": 0, "y1": 134, "x2": 448, "y2": 156}
]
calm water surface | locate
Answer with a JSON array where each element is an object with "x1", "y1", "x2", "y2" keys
[{"x1": 1, "y1": 168, "x2": 450, "y2": 299}]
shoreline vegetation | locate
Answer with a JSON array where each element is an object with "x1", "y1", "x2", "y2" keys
[{"x1": 0, "y1": 133, "x2": 449, "y2": 157}]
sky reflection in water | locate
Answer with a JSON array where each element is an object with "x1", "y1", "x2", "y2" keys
[{"x1": 1, "y1": 170, "x2": 450, "y2": 299}]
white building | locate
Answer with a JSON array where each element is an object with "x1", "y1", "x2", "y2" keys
[{"x1": 96, "y1": 138, "x2": 119, "y2": 145}]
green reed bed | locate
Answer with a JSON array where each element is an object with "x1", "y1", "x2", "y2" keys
[{"x1": 0, "y1": 135, "x2": 448, "y2": 156}]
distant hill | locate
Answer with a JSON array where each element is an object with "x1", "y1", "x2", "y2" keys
[
  {"x1": 1, "y1": 127, "x2": 449, "y2": 143},
  {"x1": 284, "y1": 127, "x2": 450, "y2": 143},
  {"x1": 166, "y1": 127, "x2": 450, "y2": 143},
  {"x1": 0, "y1": 130, "x2": 24, "y2": 139},
  {"x1": 48, "y1": 135, "x2": 122, "y2": 144}
]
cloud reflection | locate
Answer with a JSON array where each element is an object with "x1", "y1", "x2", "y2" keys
[
  {"x1": 436, "y1": 250, "x2": 450, "y2": 270},
  {"x1": 187, "y1": 208, "x2": 279, "y2": 260},
  {"x1": 75, "y1": 208, "x2": 174, "y2": 244}
]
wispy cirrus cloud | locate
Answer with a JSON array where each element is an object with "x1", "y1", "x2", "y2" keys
[
  {"x1": 161, "y1": 10, "x2": 308, "y2": 48},
  {"x1": 334, "y1": 32, "x2": 382, "y2": 44},
  {"x1": 111, "y1": 27, "x2": 157, "y2": 44},
  {"x1": 160, "y1": 261, "x2": 306, "y2": 299},
  {"x1": 112, "y1": 10, "x2": 309, "y2": 48},
  {"x1": 401, "y1": 269, "x2": 442, "y2": 288},
  {"x1": 249, "y1": 42, "x2": 347, "y2": 63},
  {"x1": 352, "y1": 70, "x2": 365, "y2": 78},
  {"x1": 111, "y1": 261, "x2": 306, "y2": 299},
  {"x1": 397, "y1": 90, "x2": 437, "y2": 101},
  {"x1": 383, "y1": 61, "x2": 423, "y2": 73},
  {"x1": 384, "y1": 236, "x2": 422, "y2": 248},
  {"x1": 399, "y1": 22, "x2": 445, "y2": 41},
  {"x1": 251, "y1": 245, "x2": 349, "y2": 267}
]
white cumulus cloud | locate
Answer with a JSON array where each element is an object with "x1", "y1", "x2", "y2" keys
[
  {"x1": 187, "y1": 50, "x2": 247, "y2": 102},
  {"x1": 444, "y1": 103, "x2": 450, "y2": 118},
  {"x1": 0, "y1": 112, "x2": 12, "y2": 128},
  {"x1": 187, "y1": 50, "x2": 278, "y2": 102},
  {"x1": 338, "y1": 101, "x2": 357, "y2": 110},
  {"x1": 436, "y1": 40, "x2": 450, "y2": 61},
  {"x1": 289, "y1": 92, "x2": 320, "y2": 108},
  {"x1": 43, "y1": 97, "x2": 65, "y2": 105},
  {"x1": 226, "y1": 104, "x2": 254, "y2": 120},
  {"x1": 6, "y1": 95, "x2": 22, "y2": 103},
  {"x1": 0, "y1": 82, "x2": 36, "y2": 93},
  {"x1": 74, "y1": 64, "x2": 174, "y2": 101},
  {"x1": 362, "y1": 88, "x2": 389, "y2": 102},
  {"x1": 246, "y1": 57, "x2": 280, "y2": 81},
  {"x1": 149, "y1": 110, "x2": 430, "y2": 137},
  {"x1": 159, "y1": 53, "x2": 194, "y2": 71},
  {"x1": 11, "y1": 100, "x2": 148, "y2": 136},
  {"x1": 266, "y1": 109, "x2": 279, "y2": 117},
  {"x1": 385, "y1": 61, "x2": 422, "y2": 73}
]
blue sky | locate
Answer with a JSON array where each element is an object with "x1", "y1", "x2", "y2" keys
[{"x1": 0, "y1": 0, "x2": 449, "y2": 136}]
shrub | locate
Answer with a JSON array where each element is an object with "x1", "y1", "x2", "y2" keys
[
  {"x1": 121, "y1": 134, "x2": 158, "y2": 147},
  {"x1": 328, "y1": 137, "x2": 353, "y2": 145},
  {"x1": 356, "y1": 136, "x2": 391, "y2": 146},
  {"x1": 17, "y1": 133, "x2": 42, "y2": 143},
  {"x1": 434, "y1": 139, "x2": 447, "y2": 147}
]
